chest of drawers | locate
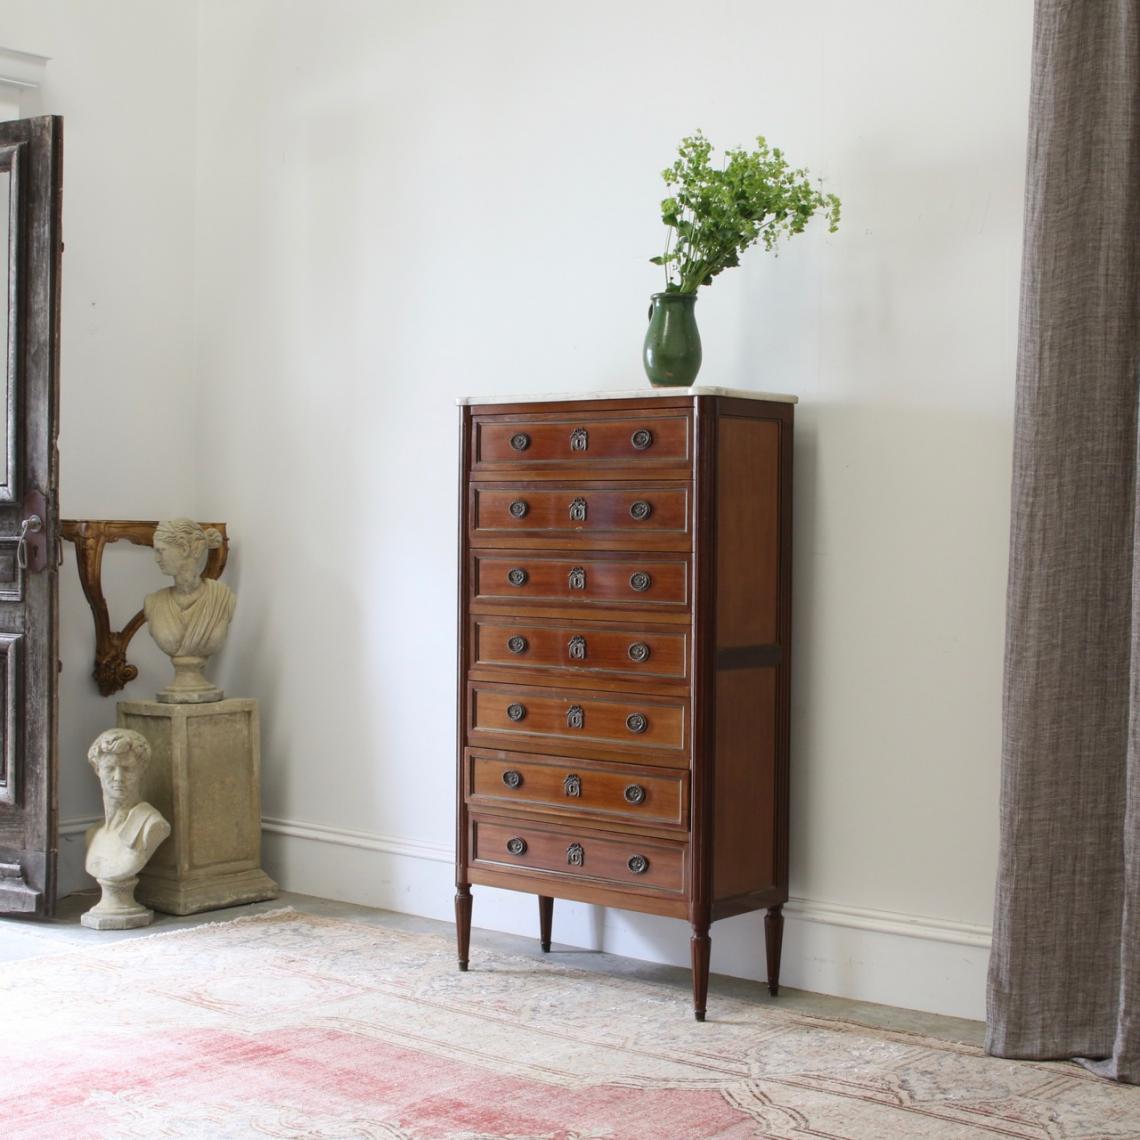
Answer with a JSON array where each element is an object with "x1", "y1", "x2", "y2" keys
[{"x1": 455, "y1": 388, "x2": 794, "y2": 1019}]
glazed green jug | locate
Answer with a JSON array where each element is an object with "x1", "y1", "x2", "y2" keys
[{"x1": 643, "y1": 292, "x2": 702, "y2": 387}]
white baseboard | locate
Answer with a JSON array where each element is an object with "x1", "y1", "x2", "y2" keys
[
  {"x1": 786, "y1": 896, "x2": 991, "y2": 948},
  {"x1": 258, "y1": 816, "x2": 991, "y2": 1022},
  {"x1": 58, "y1": 813, "x2": 990, "y2": 1020}
]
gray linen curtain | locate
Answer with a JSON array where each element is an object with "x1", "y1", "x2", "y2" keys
[{"x1": 986, "y1": 0, "x2": 1140, "y2": 1083}]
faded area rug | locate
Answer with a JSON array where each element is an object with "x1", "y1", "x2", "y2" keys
[{"x1": 5, "y1": 910, "x2": 1138, "y2": 1139}]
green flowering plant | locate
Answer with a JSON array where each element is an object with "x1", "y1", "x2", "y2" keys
[{"x1": 651, "y1": 131, "x2": 841, "y2": 294}]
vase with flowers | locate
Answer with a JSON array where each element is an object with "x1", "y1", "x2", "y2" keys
[{"x1": 644, "y1": 131, "x2": 841, "y2": 387}]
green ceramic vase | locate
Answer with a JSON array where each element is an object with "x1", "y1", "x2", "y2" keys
[{"x1": 643, "y1": 292, "x2": 702, "y2": 387}]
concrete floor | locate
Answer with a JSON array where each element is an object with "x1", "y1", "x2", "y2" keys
[{"x1": 1, "y1": 890, "x2": 986, "y2": 1047}]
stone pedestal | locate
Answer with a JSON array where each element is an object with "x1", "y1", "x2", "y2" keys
[
  {"x1": 81, "y1": 875, "x2": 154, "y2": 930},
  {"x1": 158, "y1": 654, "x2": 224, "y2": 704},
  {"x1": 116, "y1": 698, "x2": 278, "y2": 915}
]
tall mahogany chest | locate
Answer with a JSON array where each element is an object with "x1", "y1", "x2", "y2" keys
[{"x1": 455, "y1": 387, "x2": 794, "y2": 1019}]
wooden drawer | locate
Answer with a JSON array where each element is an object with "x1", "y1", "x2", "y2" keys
[
  {"x1": 473, "y1": 553, "x2": 689, "y2": 609},
  {"x1": 471, "y1": 815, "x2": 686, "y2": 895},
  {"x1": 471, "y1": 617, "x2": 689, "y2": 683},
  {"x1": 472, "y1": 412, "x2": 690, "y2": 472},
  {"x1": 468, "y1": 682, "x2": 688, "y2": 765},
  {"x1": 470, "y1": 484, "x2": 691, "y2": 551},
  {"x1": 466, "y1": 749, "x2": 688, "y2": 829}
]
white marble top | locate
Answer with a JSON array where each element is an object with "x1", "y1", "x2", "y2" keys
[{"x1": 457, "y1": 385, "x2": 798, "y2": 407}]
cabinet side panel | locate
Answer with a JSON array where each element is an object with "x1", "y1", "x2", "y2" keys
[
  {"x1": 715, "y1": 418, "x2": 779, "y2": 647},
  {"x1": 712, "y1": 666, "x2": 777, "y2": 898}
]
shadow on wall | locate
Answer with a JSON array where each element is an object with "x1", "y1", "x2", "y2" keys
[
  {"x1": 789, "y1": 400, "x2": 1011, "y2": 920},
  {"x1": 207, "y1": 534, "x2": 388, "y2": 836},
  {"x1": 460, "y1": 399, "x2": 1013, "y2": 1000}
]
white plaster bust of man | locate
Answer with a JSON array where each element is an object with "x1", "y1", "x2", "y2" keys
[
  {"x1": 144, "y1": 518, "x2": 236, "y2": 703},
  {"x1": 82, "y1": 729, "x2": 170, "y2": 929}
]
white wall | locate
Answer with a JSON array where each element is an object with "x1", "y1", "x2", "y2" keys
[
  {"x1": 0, "y1": 1, "x2": 200, "y2": 889},
  {"x1": 8, "y1": 0, "x2": 1026, "y2": 1020},
  {"x1": 193, "y1": 0, "x2": 1029, "y2": 1019}
]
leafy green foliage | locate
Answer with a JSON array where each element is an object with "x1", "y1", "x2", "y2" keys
[{"x1": 650, "y1": 131, "x2": 841, "y2": 294}]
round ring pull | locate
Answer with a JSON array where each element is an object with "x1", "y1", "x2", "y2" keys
[
  {"x1": 507, "y1": 837, "x2": 528, "y2": 855},
  {"x1": 509, "y1": 499, "x2": 529, "y2": 519},
  {"x1": 629, "y1": 572, "x2": 652, "y2": 593},
  {"x1": 507, "y1": 568, "x2": 529, "y2": 587},
  {"x1": 628, "y1": 642, "x2": 650, "y2": 663},
  {"x1": 631, "y1": 429, "x2": 653, "y2": 451},
  {"x1": 626, "y1": 712, "x2": 648, "y2": 735},
  {"x1": 628, "y1": 854, "x2": 649, "y2": 875},
  {"x1": 510, "y1": 433, "x2": 531, "y2": 451},
  {"x1": 502, "y1": 769, "x2": 523, "y2": 789},
  {"x1": 507, "y1": 635, "x2": 529, "y2": 654},
  {"x1": 624, "y1": 784, "x2": 646, "y2": 805},
  {"x1": 506, "y1": 703, "x2": 527, "y2": 722},
  {"x1": 629, "y1": 500, "x2": 652, "y2": 521}
]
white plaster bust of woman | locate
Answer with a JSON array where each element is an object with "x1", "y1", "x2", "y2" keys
[
  {"x1": 144, "y1": 518, "x2": 236, "y2": 703},
  {"x1": 82, "y1": 728, "x2": 171, "y2": 930}
]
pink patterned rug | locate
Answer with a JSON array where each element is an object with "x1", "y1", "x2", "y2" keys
[{"x1": 4, "y1": 909, "x2": 1138, "y2": 1138}]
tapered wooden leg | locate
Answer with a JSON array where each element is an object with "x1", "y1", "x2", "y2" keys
[
  {"x1": 765, "y1": 904, "x2": 784, "y2": 996},
  {"x1": 455, "y1": 885, "x2": 472, "y2": 972},
  {"x1": 538, "y1": 895, "x2": 554, "y2": 952},
  {"x1": 691, "y1": 922, "x2": 711, "y2": 1021}
]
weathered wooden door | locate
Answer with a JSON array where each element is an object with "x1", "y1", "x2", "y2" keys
[{"x1": 0, "y1": 116, "x2": 62, "y2": 916}]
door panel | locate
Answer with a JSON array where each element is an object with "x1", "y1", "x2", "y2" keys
[{"x1": 0, "y1": 116, "x2": 62, "y2": 916}]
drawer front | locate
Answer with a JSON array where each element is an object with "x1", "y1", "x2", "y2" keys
[
  {"x1": 469, "y1": 684, "x2": 688, "y2": 762},
  {"x1": 474, "y1": 554, "x2": 688, "y2": 608},
  {"x1": 471, "y1": 485, "x2": 690, "y2": 547},
  {"x1": 468, "y1": 750, "x2": 687, "y2": 828},
  {"x1": 473, "y1": 413, "x2": 690, "y2": 470},
  {"x1": 472, "y1": 816, "x2": 686, "y2": 894},
  {"x1": 473, "y1": 618, "x2": 689, "y2": 682}
]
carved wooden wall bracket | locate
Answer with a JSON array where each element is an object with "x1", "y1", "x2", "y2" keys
[{"x1": 61, "y1": 520, "x2": 230, "y2": 696}]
